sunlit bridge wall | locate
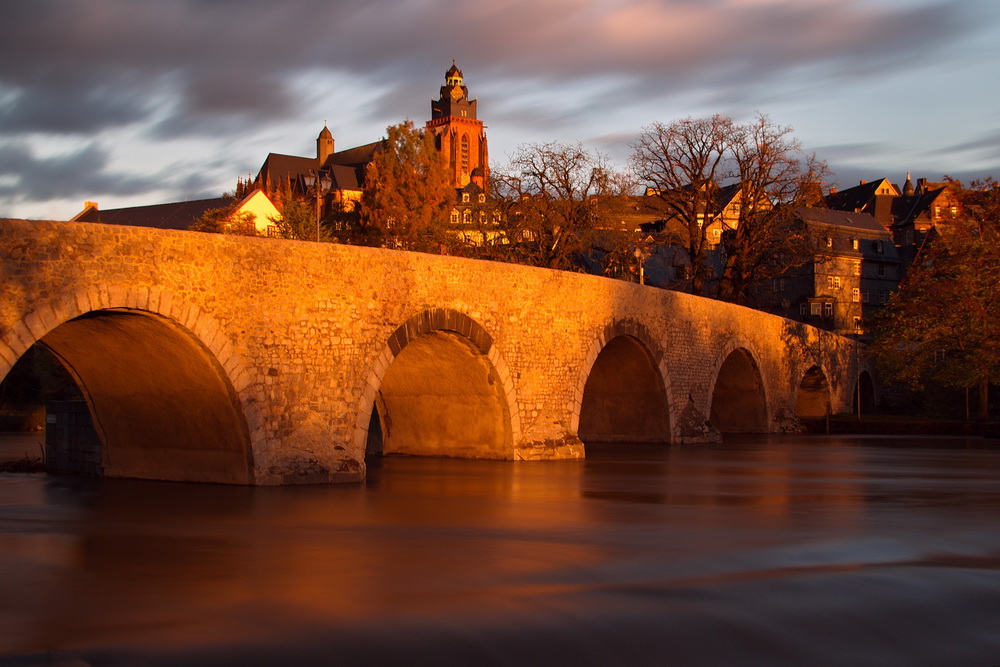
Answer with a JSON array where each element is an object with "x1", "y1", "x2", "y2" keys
[{"x1": 0, "y1": 218, "x2": 861, "y2": 484}]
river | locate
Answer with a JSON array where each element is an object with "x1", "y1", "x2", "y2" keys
[{"x1": 2, "y1": 434, "x2": 1000, "y2": 666}]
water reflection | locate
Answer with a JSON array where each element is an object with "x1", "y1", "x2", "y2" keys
[{"x1": 2, "y1": 435, "x2": 1000, "y2": 665}]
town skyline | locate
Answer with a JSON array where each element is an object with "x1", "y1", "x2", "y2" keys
[{"x1": 2, "y1": 0, "x2": 998, "y2": 220}]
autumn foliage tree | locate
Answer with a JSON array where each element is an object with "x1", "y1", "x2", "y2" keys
[
  {"x1": 360, "y1": 120, "x2": 454, "y2": 251},
  {"x1": 868, "y1": 179, "x2": 1000, "y2": 420}
]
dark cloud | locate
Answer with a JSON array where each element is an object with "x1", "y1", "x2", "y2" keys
[
  {"x1": 0, "y1": 141, "x2": 184, "y2": 202},
  {"x1": 0, "y1": 0, "x2": 993, "y2": 216},
  {"x1": 0, "y1": 0, "x2": 978, "y2": 140}
]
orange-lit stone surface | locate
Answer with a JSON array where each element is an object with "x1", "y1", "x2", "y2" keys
[{"x1": 0, "y1": 218, "x2": 863, "y2": 484}]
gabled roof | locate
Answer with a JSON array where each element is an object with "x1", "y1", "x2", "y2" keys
[
  {"x1": 71, "y1": 196, "x2": 236, "y2": 230},
  {"x1": 258, "y1": 153, "x2": 319, "y2": 189},
  {"x1": 327, "y1": 164, "x2": 363, "y2": 191},
  {"x1": 326, "y1": 141, "x2": 383, "y2": 169},
  {"x1": 890, "y1": 187, "x2": 949, "y2": 229},
  {"x1": 796, "y1": 207, "x2": 890, "y2": 236},
  {"x1": 825, "y1": 178, "x2": 898, "y2": 212}
]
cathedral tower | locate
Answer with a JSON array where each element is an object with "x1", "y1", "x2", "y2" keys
[{"x1": 426, "y1": 62, "x2": 489, "y2": 189}]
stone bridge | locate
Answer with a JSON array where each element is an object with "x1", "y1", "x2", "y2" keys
[{"x1": 0, "y1": 219, "x2": 868, "y2": 484}]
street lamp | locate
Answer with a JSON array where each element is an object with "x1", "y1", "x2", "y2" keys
[
  {"x1": 633, "y1": 246, "x2": 645, "y2": 285},
  {"x1": 633, "y1": 235, "x2": 654, "y2": 286},
  {"x1": 302, "y1": 171, "x2": 333, "y2": 242}
]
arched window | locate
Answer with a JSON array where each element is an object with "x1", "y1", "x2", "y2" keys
[{"x1": 461, "y1": 134, "x2": 470, "y2": 174}]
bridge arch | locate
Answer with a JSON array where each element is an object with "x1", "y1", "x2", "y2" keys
[
  {"x1": 0, "y1": 285, "x2": 260, "y2": 483},
  {"x1": 353, "y1": 308, "x2": 519, "y2": 460},
  {"x1": 795, "y1": 364, "x2": 833, "y2": 418},
  {"x1": 708, "y1": 338, "x2": 769, "y2": 434},
  {"x1": 572, "y1": 319, "x2": 673, "y2": 445},
  {"x1": 853, "y1": 368, "x2": 877, "y2": 415}
]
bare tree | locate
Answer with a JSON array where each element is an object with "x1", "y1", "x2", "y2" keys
[
  {"x1": 493, "y1": 142, "x2": 634, "y2": 272},
  {"x1": 630, "y1": 114, "x2": 827, "y2": 301},
  {"x1": 629, "y1": 115, "x2": 734, "y2": 295},
  {"x1": 718, "y1": 114, "x2": 829, "y2": 304}
]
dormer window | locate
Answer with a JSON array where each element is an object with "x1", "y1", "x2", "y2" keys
[
  {"x1": 874, "y1": 240, "x2": 884, "y2": 254},
  {"x1": 462, "y1": 193, "x2": 470, "y2": 203},
  {"x1": 478, "y1": 194, "x2": 485, "y2": 203}
]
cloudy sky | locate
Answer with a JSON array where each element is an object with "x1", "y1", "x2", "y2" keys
[{"x1": 2, "y1": 0, "x2": 998, "y2": 220}]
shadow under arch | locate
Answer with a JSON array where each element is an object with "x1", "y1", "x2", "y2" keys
[
  {"x1": 795, "y1": 364, "x2": 832, "y2": 418},
  {"x1": 575, "y1": 320, "x2": 671, "y2": 447},
  {"x1": 853, "y1": 369, "x2": 877, "y2": 415},
  {"x1": 29, "y1": 308, "x2": 253, "y2": 483},
  {"x1": 355, "y1": 309, "x2": 518, "y2": 460},
  {"x1": 709, "y1": 343, "x2": 769, "y2": 434}
]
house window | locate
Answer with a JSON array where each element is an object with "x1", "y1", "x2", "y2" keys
[
  {"x1": 853, "y1": 317, "x2": 863, "y2": 331},
  {"x1": 874, "y1": 240, "x2": 884, "y2": 254},
  {"x1": 877, "y1": 264, "x2": 885, "y2": 277},
  {"x1": 811, "y1": 302, "x2": 822, "y2": 316},
  {"x1": 827, "y1": 276, "x2": 835, "y2": 289},
  {"x1": 451, "y1": 209, "x2": 459, "y2": 224},
  {"x1": 462, "y1": 193, "x2": 470, "y2": 203},
  {"x1": 855, "y1": 262, "x2": 862, "y2": 275},
  {"x1": 463, "y1": 210, "x2": 472, "y2": 224},
  {"x1": 833, "y1": 277, "x2": 841, "y2": 289},
  {"x1": 824, "y1": 302, "x2": 833, "y2": 317},
  {"x1": 478, "y1": 193, "x2": 485, "y2": 203},
  {"x1": 800, "y1": 303, "x2": 808, "y2": 316},
  {"x1": 826, "y1": 237, "x2": 833, "y2": 248},
  {"x1": 878, "y1": 290, "x2": 887, "y2": 303},
  {"x1": 862, "y1": 290, "x2": 870, "y2": 303},
  {"x1": 712, "y1": 228, "x2": 721, "y2": 240},
  {"x1": 851, "y1": 238, "x2": 859, "y2": 250},
  {"x1": 852, "y1": 288, "x2": 860, "y2": 302}
]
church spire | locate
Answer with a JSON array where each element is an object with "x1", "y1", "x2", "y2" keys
[{"x1": 317, "y1": 121, "x2": 334, "y2": 165}]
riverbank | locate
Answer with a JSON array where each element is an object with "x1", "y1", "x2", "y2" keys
[{"x1": 801, "y1": 416, "x2": 999, "y2": 437}]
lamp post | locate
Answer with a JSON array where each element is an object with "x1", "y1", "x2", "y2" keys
[
  {"x1": 633, "y1": 234, "x2": 654, "y2": 285},
  {"x1": 633, "y1": 246, "x2": 645, "y2": 285},
  {"x1": 302, "y1": 171, "x2": 333, "y2": 242}
]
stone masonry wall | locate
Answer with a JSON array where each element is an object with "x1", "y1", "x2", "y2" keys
[{"x1": 0, "y1": 219, "x2": 859, "y2": 484}]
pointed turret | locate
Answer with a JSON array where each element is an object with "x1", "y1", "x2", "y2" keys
[
  {"x1": 903, "y1": 171, "x2": 914, "y2": 196},
  {"x1": 317, "y1": 122, "x2": 334, "y2": 165}
]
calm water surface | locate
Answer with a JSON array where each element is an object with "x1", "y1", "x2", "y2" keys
[{"x1": 2, "y1": 435, "x2": 1000, "y2": 666}]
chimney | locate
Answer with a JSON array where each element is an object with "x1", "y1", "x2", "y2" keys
[
  {"x1": 859, "y1": 180, "x2": 867, "y2": 185},
  {"x1": 829, "y1": 187, "x2": 838, "y2": 195},
  {"x1": 85, "y1": 201, "x2": 98, "y2": 210}
]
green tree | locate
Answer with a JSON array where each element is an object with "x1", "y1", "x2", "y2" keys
[
  {"x1": 360, "y1": 120, "x2": 454, "y2": 251},
  {"x1": 869, "y1": 179, "x2": 1000, "y2": 420},
  {"x1": 189, "y1": 204, "x2": 257, "y2": 235},
  {"x1": 492, "y1": 142, "x2": 634, "y2": 271}
]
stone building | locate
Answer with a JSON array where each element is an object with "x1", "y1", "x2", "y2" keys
[
  {"x1": 826, "y1": 174, "x2": 959, "y2": 249},
  {"x1": 757, "y1": 207, "x2": 901, "y2": 337}
]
